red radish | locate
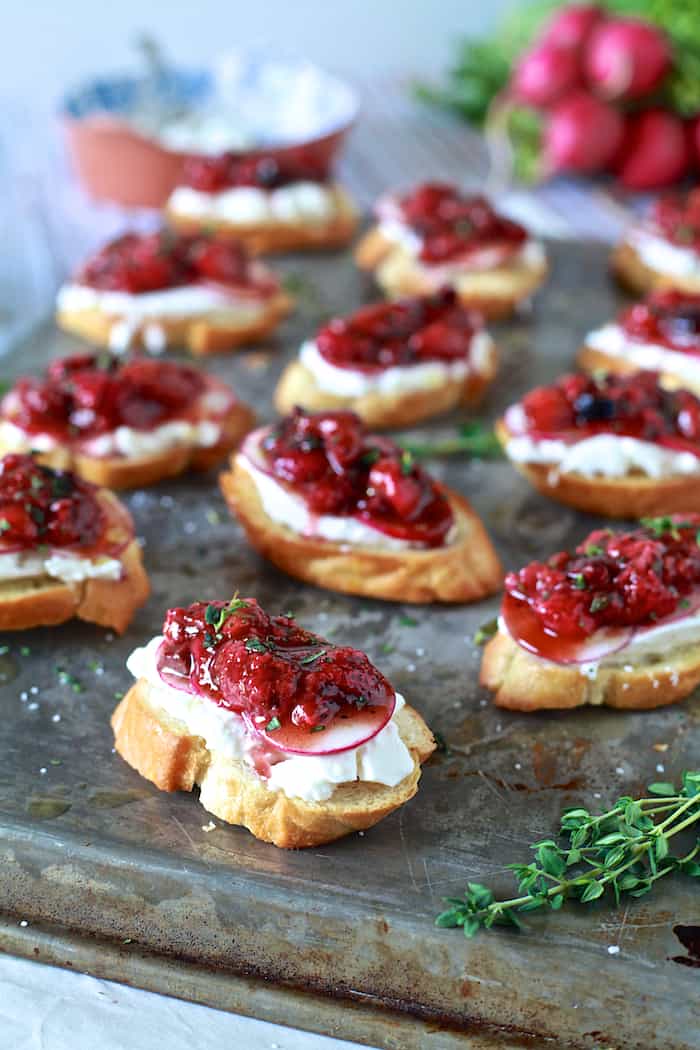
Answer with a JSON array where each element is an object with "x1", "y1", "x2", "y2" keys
[
  {"x1": 584, "y1": 18, "x2": 671, "y2": 100},
  {"x1": 542, "y1": 4, "x2": 602, "y2": 51},
  {"x1": 511, "y1": 44, "x2": 580, "y2": 107},
  {"x1": 543, "y1": 91, "x2": 624, "y2": 173},
  {"x1": 501, "y1": 593, "x2": 636, "y2": 666},
  {"x1": 246, "y1": 696, "x2": 396, "y2": 756},
  {"x1": 615, "y1": 109, "x2": 689, "y2": 190}
]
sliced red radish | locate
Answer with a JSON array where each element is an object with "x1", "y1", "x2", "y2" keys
[
  {"x1": 502, "y1": 592, "x2": 635, "y2": 665},
  {"x1": 245, "y1": 696, "x2": 396, "y2": 756}
]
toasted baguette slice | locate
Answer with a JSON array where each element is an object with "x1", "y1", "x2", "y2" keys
[
  {"x1": 0, "y1": 497, "x2": 149, "y2": 633},
  {"x1": 355, "y1": 228, "x2": 547, "y2": 320},
  {"x1": 220, "y1": 456, "x2": 502, "y2": 603},
  {"x1": 56, "y1": 291, "x2": 293, "y2": 357},
  {"x1": 481, "y1": 629, "x2": 700, "y2": 712},
  {"x1": 273, "y1": 343, "x2": 498, "y2": 429},
  {"x1": 611, "y1": 240, "x2": 700, "y2": 297},
  {"x1": 166, "y1": 188, "x2": 358, "y2": 255},
  {"x1": 111, "y1": 678, "x2": 436, "y2": 848},
  {"x1": 495, "y1": 418, "x2": 700, "y2": 518},
  {"x1": 4, "y1": 404, "x2": 256, "y2": 491}
]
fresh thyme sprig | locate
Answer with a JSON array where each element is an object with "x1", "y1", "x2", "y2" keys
[
  {"x1": 402, "y1": 421, "x2": 503, "y2": 460},
  {"x1": 436, "y1": 773, "x2": 700, "y2": 938}
]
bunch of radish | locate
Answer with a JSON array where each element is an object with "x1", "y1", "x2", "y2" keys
[{"x1": 506, "y1": 3, "x2": 697, "y2": 189}]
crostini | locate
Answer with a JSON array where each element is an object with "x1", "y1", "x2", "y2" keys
[
  {"x1": 498, "y1": 371, "x2": 700, "y2": 518},
  {"x1": 166, "y1": 149, "x2": 358, "y2": 254},
  {"x1": 578, "y1": 289, "x2": 700, "y2": 396},
  {"x1": 274, "y1": 289, "x2": 498, "y2": 428},
  {"x1": 0, "y1": 353, "x2": 254, "y2": 490},
  {"x1": 112, "y1": 595, "x2": 436, "y2": 847},
  {"x1": 220, "y1": 408, "x2": 502, "y2": 603},
  {"x1": 481, "y1": 516, "x2": 700, "y2": 712},
  {"x1": 55, "y1": 230, "x2": 292, "y2": 355},
  {"x1": 355, "y1": 182, "x2": 547, "y2": 319},
  {"x1": 612, "y1": 190, "x2": 700, "y2": 296},
  {"x1": 0, "y1": 453, "x2": 148, "y2": 632}
]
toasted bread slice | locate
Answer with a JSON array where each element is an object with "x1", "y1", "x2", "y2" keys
[
  {"x1": 355, "y1": 229, "x2": 547, "y2": 320},
  {"x1": 56, "y1": 291, "x2": 293, "y2": 357},
  {"x1": 481, "y1": 629, "x2": 700, "y2": 712},
  {"x1": 166, "y1": 188, "x2": 358, "y2": 255},
  {"x1": 220, "y1": 456, "x2": 502, "y2": 604},
  {"x1": 3, "y1": 404, "x2": 255, "y2": 491},
  {"x1": 111, "y1": 678, "x2": 436, "y2": 848},
  {"x1": 495, "y1": 417, "x2": 700, "y2": 518},
  {"x1": 0, "y1": 497, "x2": 149, "y2": 633},
  {"x1": 273, "y1": 343, "x2": 498, "y2": 429},
  {"x1": 611, "y1": 240, "x2": 700, "y2": 297}
]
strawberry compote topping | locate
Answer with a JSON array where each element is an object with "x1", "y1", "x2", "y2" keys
[
  {"x1": 512, "y1": 371, "x2": 700, "y2": 456},
  {"x1": 253, "y1": 409, "x2": 454, "y2": 547},
  {"x1": 181, "y1": 148, "x2": 329, "y2": 194},
  {"x1": 156, "y1": 598, "x2": 395, "y2": 751},
  {"x1": 2, "y1": 353, "x2": 231, "y2": 447},
  {"x1": 620, "y1": 290, "x2": 700, "y2": 355},
  {"x1": 649, "y1": 190, "x2": 700, "y2": 251},
  {"x1": 503, "y1": 516, "x2": 700, "y2": 662},
  {"x1": 77, "y1": 230, "x2": 275, "y2": 295},
  {"x1": 387, "y1": 183, "x2": 527, "y2": 265},
  {"x1": 315, "y1": 289, "x2": 480, "y2": 373},
  {"x1": 0, "y1": 453, "x2": 130, "y2": 557}
]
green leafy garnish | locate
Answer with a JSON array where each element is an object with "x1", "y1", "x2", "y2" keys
[
  {"x1": 266, "y1": 716, "x2": 281, "y2": 732},
  {"x1": 474, "y1": 618, "x2": 498, "y2": 645},
  {"x1": 205, "y1": 596, "x2": 249, "y2": 634},
  {"x1": 0, "y1": 519, "x2": 10, "y2": 533},
  {"x1": 436, "y1": 772, "x2": 700, "y2": 938},
  {"x1": 300, "y1": 649, "x2": 326, "y2": 665},
  {"x1": 310, "y1": 724, "x2": 327, "y2": 733},
  {"x1": 398, "y1": 614, "x2": 419, "y2": 627},
  {"x1": 56, "y1": 666, "x2": 83, "y2": 693},
  {"x1": 585, "y1": 544, "x2": 604, "y2": 557},
  {"x1": 402, "y1": 421, "x2": 503, "y2": 460},
  {"x1": 571, "y1": 573, "x2": 586, "y2": 590},
  {"x1": 245, "y1": 638, "x2": 269, "y2": 654}
]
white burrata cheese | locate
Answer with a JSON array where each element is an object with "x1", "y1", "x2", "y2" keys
[
  {"x1": 505, "y1": 430, "x2": 700, "y2": 480},
  {"x1": 127, "y1": 635, "x2": 414, "y2": 803},
  {"x1": 585, "y1": 322, "x2": 700, "y2": 388},
  {"x1": 299, "y1": 337, "x2": 494, "y2": 397},
  {"x1": 628, "y1": 228, "x2": 700, "y2": 279},
  {"x1": 237, "y1": 448, "x2": 454, "y2": 550},
  {"x1": 0, "y1": 549, "x2": 122, "y2": 583},
  {"x1": 0, "y1": 417, "x2": 221, "y2": 459},
  {"x1": 168, "y1": 181, "x2": 338, "y2": 227}
]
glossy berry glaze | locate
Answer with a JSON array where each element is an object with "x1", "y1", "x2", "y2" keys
[
  {"x1": 508, "y1": 371, "x2": 700, "y2": 457},
  {"x1": 502, "y1": 516, "x2": 700, "y2": 664},
  {"x1": 649, "y1": 190, "x2": 700, "y2": 252},
  {"x1": 381, "y1": 183, "x2": 527, "y2": 265},
  {"x1": 246, "y1": 408, "x2": 454, "y2": 547},
  {"x1": 76, "y1": 230, "x2": 277, "y2": 296},
  {"x1": 315, "y1": 289, "x2": 480, "y2": 373},
  {"x1": 156, "y1": 597, "x2": 396, "y2": 756},
  {"x1": 621, "y1": 290, "x2": 700, "y2": 355},
  {"x1": 0, "y1": 453, "x2": 131, "y2": 558},
  {"x1": 181, "y1": 148, "x2": 329, "y2": 194},
  {"x1": 1, "y1": 354, "x2": 236, "y2": 451}
]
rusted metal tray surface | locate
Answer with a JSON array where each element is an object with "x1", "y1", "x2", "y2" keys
[{"x1": 0, "y1": 241, "x2": 698, "y2": 1050}]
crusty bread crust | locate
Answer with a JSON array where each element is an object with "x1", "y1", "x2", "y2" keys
[
  {"x1": 111, "y1": 678, "x2": 436, "y2": 848},
  {"x1": 611, "y1": 240, "x2": 700, "y2": 296},
  {"x1": 1, "y1": 404, "x2": 255, "y2": 491},
  {"x1": 0, "y1": 495, "x2": 149, "y2": 633},
  {"x1": 165, "y1": 187, "x2": 358, "y2": 255},
  {"x1": 220, "y1": 456, "x2": 503, "y2": 604},
  {"x1": 355, "y1": 228, "x2": 547, "y2": 319},
  {"x1": 495, "y1": 417, "x2": 700, "y2": 518},
  {"x1": 56, "y1": 291, "x2": 293, "y2": 357},
  {"x1": 273, "y1": 343, "x2": 499, "y2": 428},
  {"x1": 481, "y1": 629, "x2": 700, "y2": 712}
]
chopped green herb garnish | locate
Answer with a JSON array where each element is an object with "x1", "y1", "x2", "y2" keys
[
  {"x1": 266, "y1": 716, "x2": 281, "y2": 732},
  {"x1": 310, "y1": 724, "x2": 326, "y2": 733},
  {"x1": 0, "y1": 519, "x2": 10, "y2": 533},
  {"x1": 205, "y1": 509, "x2": 221, "y2": 526},
  {"x1": 245, "y1": 637, "x2": 269, "y2": 653},
  {"x1": 300, "y1": 649, "x2": 326, "y2": 665},
  {"x1": 362, "y1": 449, "x2": 381, "y2": 466},
  {"x1": 400, "y1": 449, "x2": 415, "y2": 475},
  {"x1": 398, "y1": 614, "x2": 419, "y2": 627},
  {"x1": 589, "y1": 595, "x2": 609, "y2": 614},
  {"x1": 402, "y1": 421, "x2": 503, "y2": 460},
  {"x1": 585, "y1": 544, "x2": 603, "y2": 556},
  {"x1": 380, "y1": 642, "x2": 395, "y2": 654},
  {"x1": 571, "y1": 573, "x2": 586, "y2": 590},
  {"x1": 474, "y1": 618, "x2": 498, "y2": 645},
  {"x1": 680, "y1": 598, "x2": 691, "y2": 609},
  {"x1": 0, "y1": 645, "x2": 9, "y2": 656},
  {"x1": 20, "y1": 646, "x2": 31, "y2": 657},
  {"x1": 56, "y1": 666, "x2": 83, "y2": 692},
  {"x1": 205, "y1": 596, "x2": 249, "y2": 633}
]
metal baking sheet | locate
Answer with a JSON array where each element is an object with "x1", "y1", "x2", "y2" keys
[{"x1": 0, "y1": 241, "x2": 698, "y2": 1050}]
